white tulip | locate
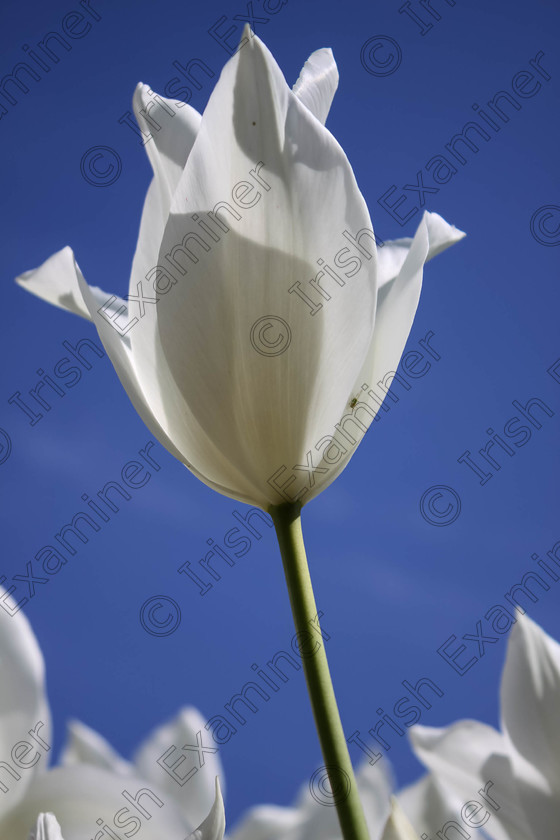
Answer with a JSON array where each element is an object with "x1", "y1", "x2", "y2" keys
[
  {"x1": 0, "y1": 586, "x2": 225, "y2": 840},
  {"x1": 16, "y1": 28, "x2": 464, "y2": 510},
  {"x1": 402, "y1": 614, "x2": 560, "y2": 839}
]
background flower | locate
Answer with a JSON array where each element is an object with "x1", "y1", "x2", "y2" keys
[
  {"x1": 0, "y1": 587, "x2": 224, "y2": 839},
  {"x1": 401, "y1": 616, "x2": 560, "y2": 839}
]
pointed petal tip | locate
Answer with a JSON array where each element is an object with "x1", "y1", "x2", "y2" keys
[
  {"x1": 423, "y1": 210, "x2": 466, "y2": 241},
  {"x1": 241, "y1": 21, "x2": 253, "y2": 42},
  {"x1": 14, "y1": 245, "x2": 70, "y2": 286},
  {"x1": 509, "y1": 610, "x2": 538, "y2": 640},
  {"x1": 186, "y1": 775, "x2": 226, "y2": 840},
  {"x1": 292, "y1": 45, "x2": 339, "y2": 124},
  {"x1": 381, "y1": 796, "x2": 419, "y2": 840},
  {"x1": 133, "y1": 81, "x2": 151, "y2": 111}
]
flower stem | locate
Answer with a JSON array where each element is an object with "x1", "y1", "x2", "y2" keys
[{"x1": 269, "y1": 502, "x2": 370, "y2": 840}]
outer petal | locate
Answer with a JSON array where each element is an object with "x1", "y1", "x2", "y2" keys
[
  {"x1": 16, "y1": 196, "x2": 263, "y2": 502},
  {"x1": 133, "y1": 707, "x2": 224, "y2": 830},
  {"x1": 15, "y1": 246, "x2": 118, "y2": 322},
  {"x1": 60, "y1": 720, "x2": 131, "y2": 774},
  {"x1": 380, "y1": 797, "x2": 419, "y2": 840},
  {"x1": 292, "y1": 48, "x2": 339, "y2": 125},
  {"x1": 188, "y1": 778, "x2": 226, "y2": 840},
  {"x1": 358, "y1": 211, "x2": 456, "y2": 394},
  {"x1": 129, "y1": 86, "x2": 202, "y2": 294},
  {"x1": 68, "y1": 252, "x2": 264, "y2": 505},
  {"x1": 133, "y1": 83, "x2": 201, "y2": 206},
  {"x1": 303, "y1": 210, "x2": 461, "y2": 503},
  {"x1": 377, "y1": 212, "x2": 465, "y2": 289},
  {"x1": 28, "y1": 813, "x2": 64, "y2": 840},
  {"x1": 0, "y1": 765, "x2": 191, "y2": 840},
  {"x1": 16, "y1": 86, "x2": 199, "y2": 324},
  {"x1": 501, "y1": 615, "x2": 560, "y2": 838},
  {"x1": 410, "y1": 722, "x2": 531, "y2": 840},
  {"x1": 0, "y1": 587, "x2": 52, "y2": 820},
  {"x1": 153, "y1": 28, "x2": 377, "y2": 508}
]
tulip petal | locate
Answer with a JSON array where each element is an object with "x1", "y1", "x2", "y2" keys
[
  {"x1": 65, "y1": 250, "x2": 264, "y2": 505},
  {"x1": 230, "y1": 805, "x2": 302, "y2": 840},
  {"x1": 20, "y1": 248, "x2": 184, "y2": 473},
  {"x1": 60, "y1": 719, "x2": 131, "y2": 774},
  {"x1": 500, "y1": 614, "x2": 560, "y2": 837},
  {"x1": 358, "y1": 211, "x2": 453, "y2": 391},
  {"x1": 0, "y1": 587, "x2": 51, "y2": 820},
  {"x1": 399, "y1": 775, "x2": 475, "y2": 840},
  {"x1": 129, "y1": 87, "x2": 202, "y2": 292},
  {"x1": 0, "y1": 765, "x2": 191, "y2": 840},
  {"x1": 151, "y1": 28, "x2": 377, "y2": 507},
  {"x1": 377, "y1": 212, "x2": 465, "y2": 289},
  {"x1": 15, "y1": 246, "x2": 118, "y2": 322},
  {"x1": 303, "y1": 210, "x2": 456, "y2": 502},
  {"x1": 15, "y1": 213, "x2": 263, "y2": 501},
  {"x1": 410, "y1": 722, "x2": 531, "y2": 840},
  {"x1": 133, "y1": 707, "x2": 224, "y2": 830},
  {"x1": 28, "y1": 813, "x2": 64, "y2": 840},
  {"x1": 381, "y1": 797, "x2": 419, "y2": 840},
  {"x1": 292, "y1": 48, "x2": 339, "y2": 125},
  {"x1": 15, "y1": 84, "x2": 201, "y2": 324},
  {"x1": 187, "y1": 777, "x2": 226, "y2": 840},
  {"x1": 133, "y1": 83, "x2": 201, "y2": 205}
]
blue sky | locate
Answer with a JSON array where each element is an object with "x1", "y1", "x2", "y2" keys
[{"x1": 1, "y1": 0, "x2": 559, "y2": 829}]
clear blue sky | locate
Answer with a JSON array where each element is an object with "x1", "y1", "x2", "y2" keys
[{"x1": 1, "y1": 0, "x2": 559, "y2": 828}]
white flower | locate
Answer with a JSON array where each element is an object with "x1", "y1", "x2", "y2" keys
[
  {"x1": 400, "y1": 614, "x2": 560, "y2": 839},
  {"x1": 227, "y1": 756, "x2": 425, "y2": 840},
  {"x1": 15, "y1": 28, "x2": 464, "y2": 510},
  {"x1": 0, "y1": 587, "x2": 224, "y2": 839},
  {"x1": 229, "y1": 758, "x2": 392, "y2": 840}
]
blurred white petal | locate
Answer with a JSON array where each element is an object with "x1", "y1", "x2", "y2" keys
[
  {"x1": 187, "y1": 777, "x2": 226, "y2": 840},
  {"x1": 134, "y1": 706, "x2": 224, "y2": 829},
  {"x1": 0, "y1": 586, "x2": 52, "y2": 820}
]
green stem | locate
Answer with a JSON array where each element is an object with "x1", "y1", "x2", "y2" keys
[{"x1": 269, "y1": 502, "x2": 370, "y2": 840}]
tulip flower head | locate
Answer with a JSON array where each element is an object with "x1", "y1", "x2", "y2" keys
[{"x1": 16, "y1": 28, "x2": 464, "y2": 511}]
